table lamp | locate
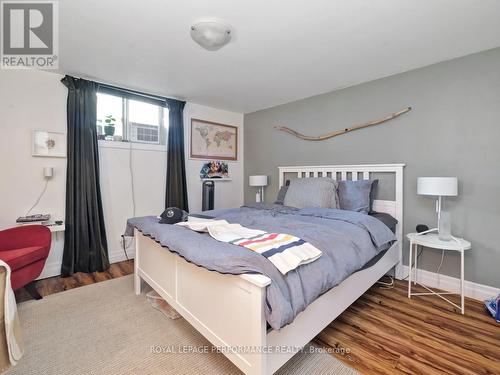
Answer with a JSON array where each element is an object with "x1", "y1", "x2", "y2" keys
[
  {"x1": 417, "y1": 177, "x2": 458, "y2": 240},
  {"x1": 249, "y1": 175, "x2": 268, "y2": 203}
]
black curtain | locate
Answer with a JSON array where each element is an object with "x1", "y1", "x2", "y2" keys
[
  {"x1": 61, "y1": 76, "x2": 110, "y2": 276},
  {"x1": 165, "y1": 98, "x2": 188, "y2": 211}
]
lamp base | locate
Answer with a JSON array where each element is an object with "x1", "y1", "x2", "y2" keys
[
  {"x1": 254, "y1": 186, "x2": 264, "y2": 203},
  {"x1": 438, "y1": 211, "x2": 452, "y2": 241},
  {"x1": 255, "y1": 190, "x2": 261, "y2": 203}
]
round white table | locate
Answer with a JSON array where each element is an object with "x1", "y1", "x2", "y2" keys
[{"x1": 407, "y1": 232, "x2": 471, "y2": 314}]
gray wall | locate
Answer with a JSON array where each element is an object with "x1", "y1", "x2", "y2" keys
[{"x1": 244, "y1": 47, "x2": 500, "y2": 288}]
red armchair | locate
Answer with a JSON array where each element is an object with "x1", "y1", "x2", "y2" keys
[{"x1": 0, "y1": 225, "x2": 51, "y2": 299}]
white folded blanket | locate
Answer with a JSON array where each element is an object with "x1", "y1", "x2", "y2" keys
[
  {"x1": 176, "y1": 217, "x2": 322, "y2": 275},
  {"x1": 0, "y1": 260, "x2": 23, "y2": 367}
]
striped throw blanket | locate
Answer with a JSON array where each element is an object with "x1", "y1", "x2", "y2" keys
[{"x1": 176, "y1": 218, "x2": 322, "y2": 275}]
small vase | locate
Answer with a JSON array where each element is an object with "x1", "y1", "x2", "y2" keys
[
  {"x1": 438, "y1": 211, "x2": 452, "y2": 241},
  {"x1": 104, "y1": 125, "x2": 115, "y2": 136}
]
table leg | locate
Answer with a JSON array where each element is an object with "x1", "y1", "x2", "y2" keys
[
  {"x1": 460, "y1": 249, "x2": 465, "y2": 314},
  {"x1": 408, "y1": 241, "x2": 413, "y2": 298},
  {"x1": 414, "y1": 244, "x2": 418, "y2": 285}
]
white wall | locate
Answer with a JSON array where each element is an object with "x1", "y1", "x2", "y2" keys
[
  {"x1": 0, "y1": 70, "x2": 244, "y2": 278},
  {"x1": 0, "y1": 70, "x2": 67, "y2": 277},
  {"x1": 183, "y1": 103, "x2": 244, "y2": 213},
  {"x1": 0, "y1": 70, "x2": 67, "y2": 228},
  {"x1": 98, "y1": 141, "x2": 167, "y2": 265}
]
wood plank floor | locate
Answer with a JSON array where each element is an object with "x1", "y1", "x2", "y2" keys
[
  {"x1": 314, "y1": 279, "x2": 500, "y2": 375},
  {"x1": 15, "y1": 261, "x2": 500, "y2": 374},
  {"x1": 14, "y1": 260, "x2": 134, "y2": 302}
]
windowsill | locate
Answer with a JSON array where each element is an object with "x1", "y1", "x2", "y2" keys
[{"x1": 98, "y1": 140, "x2": 166, "y2": 152}]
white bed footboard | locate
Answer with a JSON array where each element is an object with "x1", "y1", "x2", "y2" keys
[
  {"x1": 135, "y1": 231, "x2": 399, "y2": 375},
  {"x1": 134, "y1": 230, "x2": 270, "y2": 374}
]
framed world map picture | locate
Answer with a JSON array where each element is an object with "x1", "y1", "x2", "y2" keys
[{"x1": 190, "y1": 119, "x2": 238, "y2": 161}]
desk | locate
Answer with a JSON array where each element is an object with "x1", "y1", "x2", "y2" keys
[{"x1": 17, "y1": 222, "x2": 65, "y2": 239}]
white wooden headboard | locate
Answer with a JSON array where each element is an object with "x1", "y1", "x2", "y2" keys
[{"x1": 278, "y1": 164, "x2": 405, "y2": 278}]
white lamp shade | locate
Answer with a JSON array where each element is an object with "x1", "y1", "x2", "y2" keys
[
  {"x1": 417, "y1": 177, "x2": 458, "y2": 196},
  {"x1": 249, "y1": 175, "x2": 268, "y2": 187}
]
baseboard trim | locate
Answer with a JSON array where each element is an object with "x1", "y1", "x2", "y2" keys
[
  {"x1": 402, "y1": 265, "x2": 499, "y2": 302},
  {"x1": 37, "y1": 254, "x2": 499, "y2": 301},
  {"x1": 37, "y1": 248, "x2": 135, "y2": 280},
  {"x1": 37, "y1": 261, "x2": 62, "y2": 280},
  {"x1": 108, "y1": 248, "x2": 135, "y2": 264}
]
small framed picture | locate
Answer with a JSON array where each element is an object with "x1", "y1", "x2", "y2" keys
[
  {"x1": 32, "y1": 130, "x2": 66, "y2": 158},
  {"x1": 190, "y1": 119, "x2": 238, "y2": 161}
]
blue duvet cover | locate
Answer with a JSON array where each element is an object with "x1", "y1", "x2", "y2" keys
[{"x1": 126, "y1": 204, "x2": 396, "y2": 329}]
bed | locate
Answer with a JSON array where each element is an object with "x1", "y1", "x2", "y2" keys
[{"x1": 132, "y1": 164, "x2": 404, "y2": 375}]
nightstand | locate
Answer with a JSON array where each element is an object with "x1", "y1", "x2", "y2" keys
[{"x1": 407, "y1": 232, "x2": 471, "y2": 314}]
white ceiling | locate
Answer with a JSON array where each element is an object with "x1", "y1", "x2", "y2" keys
[{"x1": 59, "y1": 0, "x2": 500, "y2": 113}]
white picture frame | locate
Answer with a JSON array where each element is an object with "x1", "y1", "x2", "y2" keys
[{"x1": 32, "y1": 130, "x2": 66, "y2": 158}]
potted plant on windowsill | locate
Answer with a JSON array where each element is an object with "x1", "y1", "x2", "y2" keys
[{"x1": 104, "y1": 115, "x2": 116, "y2": 136}]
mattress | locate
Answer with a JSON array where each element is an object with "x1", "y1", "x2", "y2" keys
[{"x1": 126, "y1": 204, "x2": 396, "y2": 329}]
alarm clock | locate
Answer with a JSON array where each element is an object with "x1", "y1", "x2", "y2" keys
[{"x1": 416, "y1": 224, "x2": 429, "y2": 233}]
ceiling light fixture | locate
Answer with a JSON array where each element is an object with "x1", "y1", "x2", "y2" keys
[{"x1": 190, "y1": 21, "x2": 232, "y2": 51}]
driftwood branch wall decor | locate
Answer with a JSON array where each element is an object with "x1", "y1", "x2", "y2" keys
[{"x1": 274, "y1": 106, "x2": 412, "y2": 141}]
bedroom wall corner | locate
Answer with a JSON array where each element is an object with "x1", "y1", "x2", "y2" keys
[{"x1": 243, "y1": 47, "x2": 500, "y2": 290}]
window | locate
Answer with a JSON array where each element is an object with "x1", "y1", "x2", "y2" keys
[
  {"x1": 96, "y1": 93, "x2": 123, "y2": 137},
  {"x1": 96, "y1": 93, "x2": 168, "y2": 145}
]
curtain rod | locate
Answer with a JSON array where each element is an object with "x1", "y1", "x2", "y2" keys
[
  {"x1": 64, "y1": 74, "x2": 183, "y2": 104},
  {"x1": 98, "y1": 82, "x2": 166, "y2": 102}
]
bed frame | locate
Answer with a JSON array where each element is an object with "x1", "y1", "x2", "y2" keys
[{"x1": 134, "y1": 164, "x2": 404, "y2": 375}]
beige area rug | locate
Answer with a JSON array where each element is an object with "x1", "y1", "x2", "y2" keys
[{"x1": 7, "y1": 275, "x2": 358, "y2": 375}]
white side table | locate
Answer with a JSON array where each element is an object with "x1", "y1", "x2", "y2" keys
[{"x1": 407, "y1": 232, "x2": 471, "y2": 314}]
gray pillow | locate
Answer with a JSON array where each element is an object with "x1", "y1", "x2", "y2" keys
[
  {"x1": 369, "y1": 179, "x2": 379, "y2": 213},
  {"x1": 338, "y1": 180, "x2": 377, "y2": 214},
  {"x1": 274, "y1": 185, "x2": 289, "y2": 205},
  {"x1": 284, "y1": 178, "x2": 339, "y2": 209}
]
